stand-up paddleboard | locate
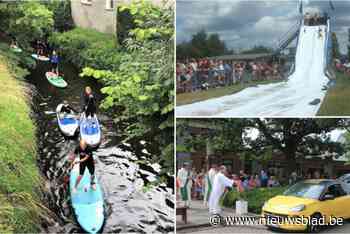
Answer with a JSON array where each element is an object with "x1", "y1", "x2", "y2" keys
[
  {"x1": 11, "y1": 46, "x2": 22, "y2": 53},
  {"x1": 70, "y1": 159, "x2": 104, "y2": 233},
  {"x1": 45, "y1": 72, "x2": 68, "y2": 88},
  {"x1": 56, "y1": 104, "x2": 79, "y2": 136},
  {"x1": 31, "y1": 54, "x2": 50, "y2": 61},
  {"x1": 80, "y1": 112, "x2": 101, "y2": 147}
]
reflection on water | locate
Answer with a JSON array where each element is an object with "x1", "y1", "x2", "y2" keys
[{"x1": 28, "y1": 61, "x2": 174, "y2": 233}]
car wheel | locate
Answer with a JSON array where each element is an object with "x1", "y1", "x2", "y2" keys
[{"x1": 308, "y1": 213, "x2": 322, "y2": 233}]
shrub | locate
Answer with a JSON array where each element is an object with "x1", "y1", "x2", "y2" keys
[
  {"x1": 222, "y1": 187, "x2": 287, "y2": 214},
  {"x1": 48, "y1": 28, "x2": 121, "y2": 71}
]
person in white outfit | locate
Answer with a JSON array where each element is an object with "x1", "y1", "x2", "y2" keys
[
  {"x1": 204, "y1": 164, "x2": 218, "y2": 206},
  {"x1": 177, "y1": 163, "x2": 193, "y2": 208},
  {"x1": 208, "y1": 165, "x2": 234, "y2": 215}
]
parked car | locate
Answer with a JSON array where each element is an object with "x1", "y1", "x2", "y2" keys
[
  {"x1": 262, "y1": 179, "x2": 350, "y2": 232},
  {"x1": 337, "y1": 173, "x2": 350, "y2": 194}
]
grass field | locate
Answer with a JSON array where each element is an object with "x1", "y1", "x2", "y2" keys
[
  {"x1": 0, "y1": 56, "x2": 43, "y2": 233},
  {"x1": 176, "y1": 80, "x2": 283, "y2": 106},
  {"x1": 318, "y1": 71, "x2": 350, "y2": 116}
]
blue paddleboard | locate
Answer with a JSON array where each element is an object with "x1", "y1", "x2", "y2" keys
[{"x1": 69, "y1": 159, "x2": 104, "y2": 233}]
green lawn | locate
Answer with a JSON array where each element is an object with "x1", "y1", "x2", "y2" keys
[
  {"x1": 318, "y1": 71, "x2": 350, "y2": 116},
  {"x1": 176, "y1": 80, "x2": 283, "y2": 106},
  {"x1": 0, "y1": 56, "x2": 43, "y2": 233}
]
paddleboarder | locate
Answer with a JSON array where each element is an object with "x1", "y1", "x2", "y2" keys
[
  {"x1": 71, "y1": 139, "x2": 96, "y2": 193},
  {"x1": 61, "y1": 101, "x2": 78, "y2": 116},
  {"x1": 81, "y1": 86, "x2": 97, "y2": 118},
  {"x1": 50, "y1": 50, "x2": 60, "y2": 75}
]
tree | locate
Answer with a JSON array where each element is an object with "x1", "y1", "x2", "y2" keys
[
  {"x1": 248, "y1": 118, "x2": 348, "y2": 175},
  {"x1": 80, "y1": 0, "x2": 174, "y2": 173},
  {"x1": 176, "y1": 30, "x2": 229, "y2": 59},
  {"x1": 4, "y1": 2, "x2": 54, "y2": 48},
  {"x1": 45, "y1": 0, "x2": 74, "y2": 32},
  {"x1": 331, "y1": 32, "x2": 340, "y2": 58},
  {"x1": 177, "y1": 118, "x2": 350, "y2": 176},
  {"x1": 241, "y1": 45, "x2": 273, "y2": 54}
]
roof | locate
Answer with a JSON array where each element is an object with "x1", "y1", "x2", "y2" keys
[{"x1": 208, "y1": 53, "x2": 274, "y2": 61}]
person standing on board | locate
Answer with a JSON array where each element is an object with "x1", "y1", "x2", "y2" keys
[
  {"x1": 71, "y1": 139, "x2": 96, "y2": 193},
  {"x1": 81, "y1": 86, "x2": 97, "y2": 118},
  {"x1": 50, "y1": 50, "x2": 60, "y2": 75}
]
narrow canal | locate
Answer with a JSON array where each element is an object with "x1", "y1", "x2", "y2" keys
[{"x1": 26, "y1": 59, "x2": 174, "y2": 233}]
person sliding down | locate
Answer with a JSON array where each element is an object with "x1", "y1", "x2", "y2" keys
[
  {"x1": 318, "y1": 27, "x2": 323, "y2": 39},
  {"x1": 81, "y1": 86, "x2": 96, "y2": 119},
  {"x1": 50, "y1": 50, "x2": 60, "y2": 75},
  {"x1": 71, "y1": 139, "x2": 96, "y2": 193}
]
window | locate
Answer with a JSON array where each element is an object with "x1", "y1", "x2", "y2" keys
[{"x1": 106, "y1": 0, "x2": 114, "y2": 10}]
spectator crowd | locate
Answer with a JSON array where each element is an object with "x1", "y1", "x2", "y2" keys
[
  {"x1": 176, "y1": 58, "x2": 284, "y2": 93},
  {"x1": 177, "y1": 163, "x2": 332, "y2": 208}
]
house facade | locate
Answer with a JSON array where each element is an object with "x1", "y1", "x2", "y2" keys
[{"x1": 70, "y1": 0, "x2": 173, "y2": 35}]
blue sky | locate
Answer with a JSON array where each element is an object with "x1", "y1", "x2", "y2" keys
[{"x1": 176, "y1": 0, "x2": 350, "y2": 53}]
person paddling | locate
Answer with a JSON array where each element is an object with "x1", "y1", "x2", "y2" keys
[
  {"x1": 61, "y1": 100, "x2": 78, "y2": 116},
  {"x1": 71, "y1": 139, "x2": 96, "y2": 193},
  {"x1": 81, "y1": 86, "x2": 96, "y2": 119},
  {"x1": 50, "y1": 50, "x2": 60, "y2": 75}
]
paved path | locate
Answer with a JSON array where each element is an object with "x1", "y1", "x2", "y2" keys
[{"x1": 176, "y1": 200, "x2": 257, "y2": 230}]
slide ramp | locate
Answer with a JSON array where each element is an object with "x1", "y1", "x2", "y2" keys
[{"x1": 176, "y1": 25, "x2": 329, "y2": 117}]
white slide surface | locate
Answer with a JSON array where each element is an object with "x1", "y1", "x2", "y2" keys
[{"x1": 176, "y1": 25, "x2": 329, "y2": 117}]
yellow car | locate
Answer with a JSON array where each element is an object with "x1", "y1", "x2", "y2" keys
[{"x1": 262, "y1": 179, "x2": 350, "y2": 232}]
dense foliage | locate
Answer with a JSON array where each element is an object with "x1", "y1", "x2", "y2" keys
[
  {"x1": 49, "y1": 28, "x2": 121, "y2": 70},
  {"x1": 82, "y1": 0, "x2": 174, "y2": 172},
  {"x1": 222, "y1": 187, "x2": 287, "y2": 214},
  {"x1": 0, "y1": 2, "x2": 54, "y2": 48},
  {"x1": 176, "y1": 30, "x2": 231, "y2": 59},
  {"x1": 45, "y1": 0, "x2": 74, "y2": 32}
]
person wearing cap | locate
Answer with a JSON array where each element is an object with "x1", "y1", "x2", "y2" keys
[{"x1": 177, "y1": 162, "x2": 193, "y2": 208}]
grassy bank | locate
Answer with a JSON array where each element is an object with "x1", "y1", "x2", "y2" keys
[
  {"x1": 0, "y1": 55, "x2": 43, "y2": 233},
  {"x1": 318, "y1": 71, "x2": 350, "y2": 116},
  {"x1": 176, "y1": 80, "x2": 284, "y2": 106}
]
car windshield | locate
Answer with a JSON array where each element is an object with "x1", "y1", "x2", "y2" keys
[{"x1": 283, "y1": 182, "x2": 325, "y2": 200}]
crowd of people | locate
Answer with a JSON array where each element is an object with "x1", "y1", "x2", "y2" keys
[
  {"x1": 176, "y1": 58, "x2": 284, "y2": 93},
  {"x1": 304, "y1": 12, "x2": 329, "y2": 26},
  {"x1": 335, "y1": 59, "x2": 350, "y2": 76}
]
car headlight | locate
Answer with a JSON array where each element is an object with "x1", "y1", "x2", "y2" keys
[{"x1": 289, "y1": 204, "x2": 305, "y2": 212}]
